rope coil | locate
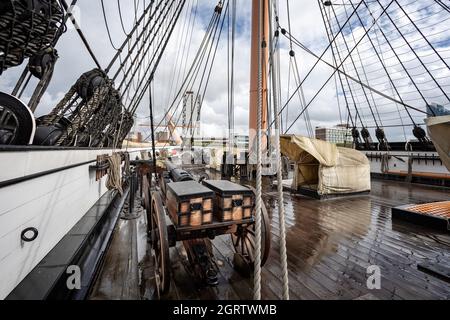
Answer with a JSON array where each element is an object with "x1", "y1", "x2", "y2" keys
[{"x1": 106, "y1": 153, "x2": 123, "y2": 195}]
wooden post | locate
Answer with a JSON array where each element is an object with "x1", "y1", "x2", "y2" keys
[{"x1": 249, "y1": 0, "x2": 269, "y2": 155}]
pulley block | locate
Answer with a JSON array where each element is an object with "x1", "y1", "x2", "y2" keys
[
  {"x1": 361, "y1": 127, "x2": 370, "y2": 139},
  {"x1": 76, "y1": 69, "x2": 107, "y2": 101},
  {"x1": 351, "y1": 127, "x2": 360, "y2": 140},
  {"x1": 413, "y1": 125, "x2": 430, "y2": 144},
  {"x1": 28, "y1": 47, "x2": 58, "y2": 79}
]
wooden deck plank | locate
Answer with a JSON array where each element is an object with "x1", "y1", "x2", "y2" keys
[
  {"x1": 147, "y1": 179, "x2": 450, "y2": 300},
  {"x1": 268, "y1": 204, "x2": 450, "y2": 297}
]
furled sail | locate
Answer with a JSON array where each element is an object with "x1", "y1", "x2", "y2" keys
[{"x1": 426, "y1": 115, "x2": 450, "y2": 172}]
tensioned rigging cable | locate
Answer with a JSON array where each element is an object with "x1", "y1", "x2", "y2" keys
[
  {"x1": 119, "y1": 1, "x2": 183, "y2": 105},
  {"x1": 141, "y1": 0, "x2": 225, "y2": 149},
  {"x1": 141, "y1": 2, "x2": 225, "y2": 140},
  {"x1": 105, "y1": 1, "x2": 155, "y2": 74},
  {"x1": 326, "y1": 1, "x2": 448, "y2": 59},
  {"x1": 362, "y1": 1, "x2": 438, "y2": 116},
  {"x1": 192, "y1": 2, "x2": 229, "y2": 132},
  {"x1": 326, "y1": 3, "x2": 383, "y2": 130},
  {"x1": 171, "y1": 0, "x2": 200, "y2": 108},
  {"x1": 187, "y1": 3, "x2": 228, "y2": 134},
  {"x1": 269, "y1": 0, "x2": 290, "y2": 300},
  {"x1": 116, "y1": 2, "x2": 169, "y2": 103},
  {"x1": 164, "y1": 0, "x2": 196, "y2": 108},
  {"x1": 318, "y1": 1, "x2": 365, "y2": 130},
  {"x1": 60, "y1": 0, "x2": 102, "y2": 69},
  {"x1": 270, "y1": 0, "x2": 367, "y2": 129},
  {"x1": 285, "y1": 0, "x2": 313, "y2": 138},
  {"x1": 128, "y1": 0, "x2": 187, "y2": 114},
  {"x1": 227, "y1": 0, "x2": 236, "y2": 149},
  {"x1": 279, "y1": 0, "x2": 417, "y2": 133},
  {"x1": 128, "y1": 1, "x2": 195, "y2": 115},
  {"x1": 383, "y1": 1, "x2": 450, "y2": 104},
  {"x1": 279, "y1": 27, "x2": 435, "y2": 134},
  {"x1": 298, "y1": 0, "x2": 450, "y2": 122},
  {"x1": 343, "y1": 1, "x2": 409, "y2": 140},
  {"x1": 100, "y1": 0, "x2": 148, "y2": 102},
  {"x1": 115, "y1": 1, "x2": 174, "y2": 85},
  {"x1": 128, "y1": 0, "x2": 189, "y2": 116}
]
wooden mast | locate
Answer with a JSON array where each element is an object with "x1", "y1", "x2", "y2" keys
[{"x1": 249, "y1": 0, "x2": 269, "y2": 153}]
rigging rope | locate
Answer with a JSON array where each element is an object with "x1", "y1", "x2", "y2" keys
[
  {"x1": 284, "y1": 0, "x2": 313, "y2": 138},
  {"x1": 253, "y1": 0, "x2": 263, "y2": 300},
  {"x1": 277, "y1": 20, "x2": 438, "y2": 134},
  {"x1": 270, "y1": 0, "x2": 367, "y2": 131},
  {"x1": 269, "y1": 0, "x2": 289, "y2": 300},
  {"x1": 60, "y1": 0, "x2": 102, "y2": 69},
  {"x1": 126, "y1": 0, "x2": 187, "y2": 122},
  {"x1": 101, "y1": 0, "x2": 121, "y2": 50},
  {"x1": 128, "y1": 0, "x2": 187, "y2": 115},
  {"x1": 326, "y1": 4, "x2": 383, "y2": 131},
  {"x1": 141, "y1": 2, "x2": 225, "y2": 141}
]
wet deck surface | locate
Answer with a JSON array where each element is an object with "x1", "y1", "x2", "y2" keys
[{"x1": 91, "y1": 179, "x2": 450, "y2": 300}]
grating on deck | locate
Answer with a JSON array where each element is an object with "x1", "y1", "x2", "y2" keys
[{"x1": 405, "y1": 201, "x2": 450, "y2": 218}]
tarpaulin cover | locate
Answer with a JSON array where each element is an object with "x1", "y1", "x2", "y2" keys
[
  {"x1": 426, "y1": 115, "x2": 450, "y2": 172},
  {"x1": 280, "y1": 135, "x2": 371, "y2": 195}
]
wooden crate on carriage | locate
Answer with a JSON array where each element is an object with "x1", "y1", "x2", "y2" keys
[
  {"x1": 166, "y1": 181, "x2": 214, "y2": 227},
  {"x1": 202, "y1": 180, "x2": 254, "y2": 222}
]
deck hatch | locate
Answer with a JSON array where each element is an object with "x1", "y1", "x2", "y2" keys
[{"x1": 392, "y1": 201, "x2": 450, "y2": 233}]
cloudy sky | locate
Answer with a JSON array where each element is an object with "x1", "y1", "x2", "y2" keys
[{"x1": 1, "y1": 0, "x2": 449, "y2": 141}]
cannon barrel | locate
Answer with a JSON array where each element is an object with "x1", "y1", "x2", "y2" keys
[{"x1": 165, "y1": 160, "x2": 194, "y2": 182}]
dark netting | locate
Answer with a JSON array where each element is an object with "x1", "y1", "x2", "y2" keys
[
  {"x1": 115, "y1": 111, "x2": 134, "y2": 148},
  {"x1": 0, "y1": 0, "x2": 64, "y2": 73},
  {"x1": 35, "y1": 68, "x2": 125, "y2": 147}
]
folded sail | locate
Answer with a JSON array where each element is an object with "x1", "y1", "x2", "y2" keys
[{"x1": 426, "y1": 115, "x2": 450, "y2": 172}]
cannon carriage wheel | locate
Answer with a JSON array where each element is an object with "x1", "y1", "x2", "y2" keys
[
  {"x1": 149, "y1": 191, "x2": 170, "y2": 297},
  {"x1": 231, "y1": 186, "x2": 271, "y2": 268}
]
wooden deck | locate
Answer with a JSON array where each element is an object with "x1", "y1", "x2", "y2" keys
[
  {"x1": 91, "y1": 179, "x2": 450, "y2": 300},
  {"x1": 165, "y1": 179, "x2": 450, "y2": 300}
]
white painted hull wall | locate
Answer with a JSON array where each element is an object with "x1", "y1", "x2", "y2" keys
[
  {"x1": 364, "y1": 150, "x2": 449, "y2": 176},
  {"x1": 0, "y1": 148, "x2": 149, "y2": 299}
]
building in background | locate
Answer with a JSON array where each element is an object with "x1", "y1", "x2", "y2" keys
[
  {"x1": 315, "y1": 124, "x2": 352, "y2": 145},
  {"x1": 234, "y1": 135, "x2": 249, "y2": 150},
  {"x1": 126, "y1": 131, "x2": 143, "y2": 143},
  {"x1": 182, "y1": 91, "x2": 201, "y2": 137}
]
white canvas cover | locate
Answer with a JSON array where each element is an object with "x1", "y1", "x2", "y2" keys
[
  {"x1": 425, "y1": 115, "x2": 450, "y2": 172},
  {"x1": 280, "y1": 135, "x2": 371, "y2": 195}
]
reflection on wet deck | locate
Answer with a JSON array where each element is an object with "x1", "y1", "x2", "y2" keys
[{"x1": 165, "y1": 179, "x2": 450, "y2": 300}]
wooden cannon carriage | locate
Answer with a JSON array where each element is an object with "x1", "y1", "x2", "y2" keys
[{"x1": 140, "y1": 161, "x2": 271, "y2": 296}]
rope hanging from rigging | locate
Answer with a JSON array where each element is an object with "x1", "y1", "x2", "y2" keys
[
  {"x1": 269, "y1": 0, "x2": 289, "y2": 300},
  {"x1": 253, "y1": 0, "x2": 264, "y2": 300}
]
